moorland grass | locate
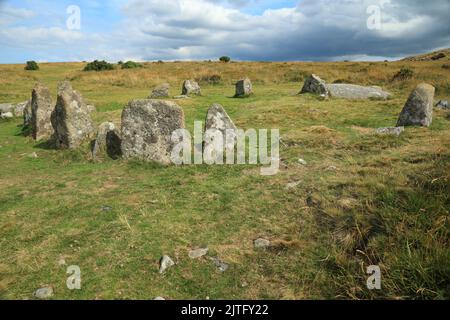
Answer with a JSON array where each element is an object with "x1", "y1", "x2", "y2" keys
[{"x1": 0, "y1": 60, "x2": 449, "y2": 299}]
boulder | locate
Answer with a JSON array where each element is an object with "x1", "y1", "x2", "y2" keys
[
  {"x1": 204, "y1": 104, "x2": 237, "y2": 162},
  {"x1": 326, "y1": 84, "x2": 391, "y2": 100},
  {"x1": 181, "y1": 80, "x2": 201, "y2": 96},
  {"x1": 436, "y1": 100, "x2": 450, "y2": 110},
  {"x1": 14, "y1": 101, "x2": 29, "y2": 117},
  {"x1": 121, "y1": 99, "x2": 185, "y2": 164},
  {"x1": 92, "y1": 122, "x2": 122, "y2": 160},
  {"x1": 31, "y1": 83, "x2": 54, "y2": 141},
  {"x1": 235, "y1": 77, "x2": 253, "y2": 97},
  {"x1": 0, "y1": 103, "x2": 14, "y2": 114},
  {"x1": 397, "y1": 83, "x2": 435, "y2": 127},
  {"x1": 300, "y1": 74, "x2": 329, "y2": 96},
  {"x1": 150, "y1": 83, "x2": 170, "y2": 98},
  {"x1": 51, "y1": 81, "x2": 95, "y2": 149}
]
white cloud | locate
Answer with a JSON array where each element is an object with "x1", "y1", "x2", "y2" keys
[{"x1": 0, "y1": 0, "x2": 449, "y2": 62}]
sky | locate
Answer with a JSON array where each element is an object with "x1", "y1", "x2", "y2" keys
[{"x1": 0, "y1": 0, "x2": 449, "y2": 63}]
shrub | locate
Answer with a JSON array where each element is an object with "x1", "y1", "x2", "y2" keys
[
  {"x1": 392, "y1": 67, "x2": 414, "y2": 81},
  {"x1": 121, "y1": 61, "x2": 143, "y2": 69},
  {"x1": 83, "y1": 60, "x2": 115, "y2": 72},
  {"x1": 25, "y1": 61, "x2": 39, "y2": 71},
  {"x1": 219, "y1": 56, "x2": 231, "y2": 63},
  {"x1": 442, "y1": 64, "x2": 450, "y2": 70},
  {"x1": 283, "y1": 70, "x2": 309, "y2": 82}
]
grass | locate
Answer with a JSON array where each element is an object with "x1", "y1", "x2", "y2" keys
[{"x1": 0, "y1": 60, "x2": 449, "y2": 300}]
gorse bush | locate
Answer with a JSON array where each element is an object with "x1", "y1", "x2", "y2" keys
[
  {"x1": 121, "y1": 61, "x2": 143, "y2": 69},
  {"x1": 392, "y1": 67, "x2": 414, "y2": 81},
  {"x1": 83, "y1": 60, "x2": 115, "y2": 72},
  {"x1": 25, "y1": 61, "x2": 39, "y2": 71},
  {"x1": 219, "y1": 56, "x2": 231, "y2": 63}
]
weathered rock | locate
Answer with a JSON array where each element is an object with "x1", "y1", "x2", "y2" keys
[
  {"x1": 285, "y1": 181, "x2": 301, "y2": 190},
  {"x1": 51, "y1": 81, "x2": 96, "y2": 149},
  {"x1": 0, "y1": 103, "x2": 14, "y2": 114},
  {"x1": 204, "y1": 104, "x2": 237, "y2": 162},
  {"x1": 87, "y1": 104, "x2": 96, "y2": 113},
  {"x1": 397, "y1": 83, "x2": 435, "y2": 127},
  {"x1": 436, "y1": 100, "x2": 450, "y2": 110},
  {"x1": 210, "y1": 257, "x2": 229, "y2": 273},
  {"x1": 173, "y1": 95, "x2": 190, "y2": 100},
  {"x1": 182, "y1": 80, "x2": 201, "y2": 96},
  {"x1": 34, "y1": 286, "x2": 53, "y2": 299},
  {"x1": 327, "y1": 84, "x2": 391, "y2": 100},
  {"x1": 0, "y1": 112, "x2": 13, "y2": 119},
  {"x1": 14, "y1": 101, "x2": 29, "y2": 117},
  {"x1": 121, "y1": 99, "x2": 185, "y2": 164},
  {"x1": 31, "y1": 83, "x2": 54, "y2": 141},
  {"x1": 150, "y1": 83, "x2": 170, "y2": 98},
  {"x1": 235, "y1": 78, "x2": 253, "y2": 97},
  {"x1": 92, "y1": 122, "x2": 122, "y2": 160},
  {"x1": 375, "y1": 127, "x2": 405, "y2": 136},
  {"x1": 159, "y1": 255, "x2": 175, "y2": 274},
  {"x1": 300, "y1": 74, "x2": 329, "y2": 96},
  {"x1": 254, "y1": 238, "x2": 271, "y2": 249},
  {"x1": 189, "y1": 248, "x2": 209, "y2": 259},
  {"x1": 298, "y1": 158, "x2": 307, "y2": 165},
  {"x1": 154, "y1": 297, "x2": 166, "y2": 300},
  {"x1": 23, "y1": 100, "x2": 32, "y2": 128}
]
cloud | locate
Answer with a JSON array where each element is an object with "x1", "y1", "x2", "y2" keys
[{"x1": 0, "y1": 0, "x2": 449, "y2": 63}]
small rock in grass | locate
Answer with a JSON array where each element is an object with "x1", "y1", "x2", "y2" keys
[
  {"x1": 254, "y1": 238, "x2": 271, "y2": 249},
  {"x1": 298, "y1": 159, "x2": 307, "y2": 165},
  {"x1": 210, "y1": 257, "x2": 229, "y2": 273},
  {"x1": 188, "y1": 248, "x2": 209, "y2": 259},
  {"x1": 375, "y1": 127, "x2": 404, "y2": 137},
  {"x1": 101, "y1": 205, "x2": 113, "y2": 212},
  {"x1": 285, "y1": 181, "x2": 301, "y2": 190},
  {"x1": 436, "y1": 100, "x2": 450, "y2": 110},
  {"x1": 58, "y1": 258, "x2": 66, "y2": 266},
  {"x1": 34, "y1": 286, "x2": 53, "y2": 299},
  {"x1": 154, "y1": 296, "x2": 165, "y2": 300},
  {"x1": 1, "y1": 112, "x2": 14, "y2": 119},
  {"x1": 29, "y1": 152, "x2": 38, "y2": 158},
  {"x1": 159, "y1": 255, "x2": 175, "y2": 274},
  {"x1": 326, "y1": 165, "x2": 337, "y2": 171}
]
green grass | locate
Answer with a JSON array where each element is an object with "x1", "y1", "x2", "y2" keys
[{"x1": 0, "y1": 61, "x2": 449, "y2": 300}]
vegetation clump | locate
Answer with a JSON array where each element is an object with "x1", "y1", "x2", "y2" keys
[
  {"x1": 392, "y1": 67, "x2": 414, "y2": 81},
  {"x1": 121, "y1": 61, "x2": 143, "y2": 69},
  {"x1": 25, "y1": 61, "x2": 39, "y2": 71},
  {"x1": 219, "y1": 56, "x2": 231, "y2": 63},
  {"x1": 83, "y1": 60, "x2": 115, "y2": 72}
]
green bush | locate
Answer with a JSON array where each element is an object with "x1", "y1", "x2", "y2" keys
[
  {"x1": 121, "y1": 61, "x2": 143, "y2": 69},
  {"x1": 25, "y1": 61, "x2": 39, "y2": 71},
  {"x1": 392, "y1": 67, "x2": 414, "y2": 81},
  {"x1": 83, "y1": 60, "x2": 115, "y2": 72},
  {"x1": 219, "y1": 56, "x2": 231, "y2": 63}
]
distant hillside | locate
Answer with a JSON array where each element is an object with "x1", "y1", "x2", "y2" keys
[{"x1": 402, "y1": 48, "x2": 450, "y2": 62}]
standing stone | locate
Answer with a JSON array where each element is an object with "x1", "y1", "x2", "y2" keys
[
  {"x1": 121, "y1": 99, "x2": 185, "y2": 164},
  {"x1": 23, "y1": 100, "x2": 32, "y2": 128},
  {"x1": 182, "y1": 80, "x2": 201, "y2": 96},
  {"x1": 204, "y1": 104, "x2": 237, "y2": 162},
  {"x1": 300, "y1": 74, "x2": 329, "y2": 96},
  {"x1": 235, "y1": 78, "x2": 253, "y2": 97},
  {"x1": 327, "y1": 84, "x2": 391, "y2": 100},
  {"x1": 397, "y1": 83, "x2": 435, "y2": 127},
  {"x1": 51, "y1": 81, "x2": 95, "y2": 149},
  {"x1": 150, "y1": 83, "x2": 170, "y2": 98},
  {"x1": 92, "y1": 122, "x2": 122, "y2": 160},
  {"x1": 31, "y1": 83, "x2": 54, "y2": 141}
]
